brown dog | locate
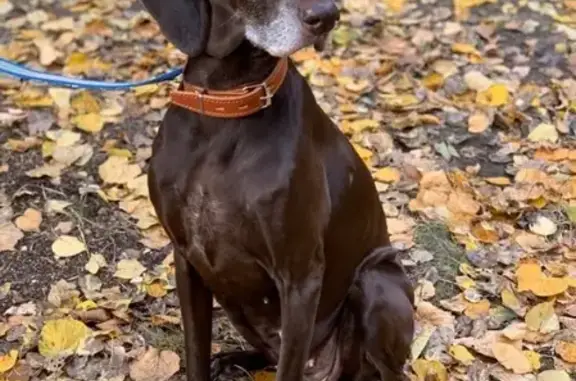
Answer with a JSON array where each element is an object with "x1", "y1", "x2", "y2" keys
[{"x1": 142, "y1": 0, "x2": 415, "y2": 380}]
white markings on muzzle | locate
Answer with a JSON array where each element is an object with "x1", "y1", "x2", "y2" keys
[{"x1": 244, "y1": 1, "x2": 310, "y2": 57}]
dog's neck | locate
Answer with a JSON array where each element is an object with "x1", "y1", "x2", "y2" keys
[{"x1": 182, "y1": 41, "x2": 282, "y2": 91}]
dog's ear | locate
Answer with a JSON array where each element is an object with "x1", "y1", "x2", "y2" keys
[
  {"x1": 205, "y1": 0, "x2": 245, "y2": 58},
  {"x1": 140, "y1": 0, "x2": 210, "y2": 57}
]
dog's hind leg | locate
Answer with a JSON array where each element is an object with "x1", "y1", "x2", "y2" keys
[{"x1": 350, "y1": 247, "x2": 415, "y2": 381}]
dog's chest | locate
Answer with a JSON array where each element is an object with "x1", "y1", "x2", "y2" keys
[{"x1": 181, "y1": 183, "x2": 278, "y2": 295}]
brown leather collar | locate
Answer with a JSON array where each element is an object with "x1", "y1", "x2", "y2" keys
[{"x1": 170, "y1": 58, "x2": 289, "y2": 118}]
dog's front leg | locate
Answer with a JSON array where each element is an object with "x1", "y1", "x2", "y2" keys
[
  {"x1": 275, "y1": 252, "x2": 324, "y2": 381},
  {"x1": 175, "y1": 251, "x2": 213, "y2": 381}
]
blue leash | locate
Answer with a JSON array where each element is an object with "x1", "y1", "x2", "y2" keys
[{"x1": 0, "y1": 57, "x2": 183, "y2": 90}]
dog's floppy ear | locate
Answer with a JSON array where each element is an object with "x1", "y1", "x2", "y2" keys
[
  {"x1": 140, "y1": 0, "x2": 210, "y2": 57},
  {"x1": 205, "y1": 0, "x2": 245, "y2": 58}
]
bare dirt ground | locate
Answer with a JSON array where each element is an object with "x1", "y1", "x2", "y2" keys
[{"x1": 1, "y1": 0, "x2": 576, "y2": 380}]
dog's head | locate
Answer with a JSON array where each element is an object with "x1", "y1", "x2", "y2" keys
[{"x1": 140, "y1": 0, "x2": 339, "y2": 58}]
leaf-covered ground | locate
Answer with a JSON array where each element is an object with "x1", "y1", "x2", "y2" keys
[{"x1": 1, "y1": 0, "x2": 576, "y2": 380}]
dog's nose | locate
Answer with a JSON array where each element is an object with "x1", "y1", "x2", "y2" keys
[{"x1": 302, "y1": 2, "x2": 339, "y2": 35}]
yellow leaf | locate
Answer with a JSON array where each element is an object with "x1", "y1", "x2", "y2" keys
[
  {"x1": 523, "y1": 350, "x2": 541, "y2": 371},
  {"x1": 516, "y1": 263, "x2": 543, "y2": 292},
  {"x1": 12, "y1": 89, "x2": 53, "y2": 108},
  {"x1": 75, "y1": 300, "x2": 97, "y2": 311},
  {"x1": 531, "y1": 277, "x2": 568, "y2": 297},
  {"x1": 454, "y1": 0, "x2": 497, "y2": 20},
  {"x1": 42, "y1": 141, "x2": 56, "y2": 158},
  {"x1": 411, "y1": 359, "x2": 447, "y2": 381},
  {"x1": 527, "y1": 123, "x2": 558, "y2": 143},
  {"x1": 492, "y1": 342, "x2": 532, "y2": 374},
  {"x1": 38, "y1": 319, "x2": 91, "y2": 358},
  {"x1": 0, "y1": 350, "x2": 18, "y2": 374},
  {"x1": 381, "y1": 94, "x2": 420, "y2": 109},
  {"x1": 516, "y1": 262, "x2": 568, "y2": 297},
  {"x1": 468, "y1": 111, "x2": 491, "y2": 133},
  {"x1": 384, "y1": 0, "x2": 405, "y2": 13},
  {"x1": 352, "y1": 144, "x2": 373, "y2": 163},
  {"x1": 422, "y1": 72, "x2": 444, "y2": 90},
  {"x1": 73, "y1": 113, "x2": 104, "y2": 133},
  {"x1": 146, "y1": 281, "x2": 168, "y2": 298},
  {"x1": 555, "y1": 341, "x2": 576, "y2": 363},
  {"x1": 501, "y1": 287, "x2": 524, "y2": 315},
  {"x1": 341, "y1": 119, "x2": 379, "y2": 134},
  {"x1": 456, "y1": 275, "x2": 476, "y2": 290},
  {"x1": 51, "y1": 235, "x2": 86, "y2": 258},
  {"x1": 525, "y1": 301, "x2": 558, "y2": 333},
  {"x1": 451, "y1": 43, "x2": 482, "y2": 60},
  {"x1": 464, "y1": 299, "x2": 491, "y2": 319},
  {"x1": 107, "y1": 148, "x2": 133, "y2": 158},
  {"x1": 476, "y1": 84, "x2": 510, "y2": 106},
  {"x1": 485, "y1": 176, "x2": 511, "y2": 186},
  {"x1": 373, "y1": 167, "x2": 400, "y2": 183},
  {"x1": 133, "y1": 84, "x2": 159, "y2": 96},
  {"x1": 71, "y1": 91, "x2": 100, "y2": 114},
  {"x1": 449, "y1": 344, "x2": 475, "y2": 365}
]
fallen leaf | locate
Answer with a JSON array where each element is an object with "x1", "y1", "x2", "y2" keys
[
  {"x1": 51, "y1": 235, "x2": 86, "y2": 258},
  {"x1": 73, "y1": 113, "x2": 104, "y2": 133},
  {"x1": 555, "y1": 341, "x2": 576, "y2": 363},
  {"x1": 0, "y1": 222, "x2": 23, "y2": 251},
  {"x1": 145, "y1": 281, "x2": 168, "y2": 298},
  {"x1": 84, "y1": 253, "x2": 107, "y2": 274},
  {"x1": 114, "y1": 259, "x2": 146, "y2": 280},
  {"x1": 528, "y1": 123, "x2": 559, "y2": 143},
  {"x1": 502, "y1": 323, "x2": 527, "y2": 341},
  {"x1": 476, "y1": 84, "x2": 510, "y2": 106},
  {"x1": 38, "y1": 318, "x2": 91, "y2": 358},
  {"x1": 0, "y1": 350, "x2": 18, "y2": 374},
  {"x1": 492, "y1": 342, "x2": 532, "y2": 374},
  {"x1": 464, "y1": 70, "x2": 493, "y2": 91},
  {"x1": 525, "y1": 301, "x2": 559, "y2": 334},
  {"x1": 449, "y1": 344, "x2": 475, "y2": 365},
  {"x1": 465, "y1": 299, "x2": 491, "y2": 319},
  {"x1": 0, "y1": 0, "x2": 14, "y2": 16},
  {"x1": 385, "y1": 0, "x2": 405, "y2": 13},
  {"x1": 411, "y1": 359, "x2": 448, "y2": 381},
  {"x1": 410, "y1": 325, "x2": 435, "y2": 360},
  {"x1": 468, "y1": 110, "x2": 491, "y2": 133},
  {"x1": 373, "y1": 167, "x2": 401, "y2": 183},
  {"x1": 129, "y1": 347, "x2": 180, "y2": 381},
  {"x1": 537, "y1": 370, "x2": 570, "y2": 381},
  {"x1": 523, "y1": 350, "x2": 541, "y2": 371},
  {"x1": 48, "y1": 88, "x2": 72, "y2": 112},
  {"x1": 98, "y1": 156, "x2": 142, "y2": 185},
  {"x1": 14, "y1": 208, "x2": 42, "y2": 232},
  {"x1": 501, "y1": 287, "x2": 525, "y2": 316},
  {"x1": 33, "y1": 37, "x2": 61, "y2": 66}
]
